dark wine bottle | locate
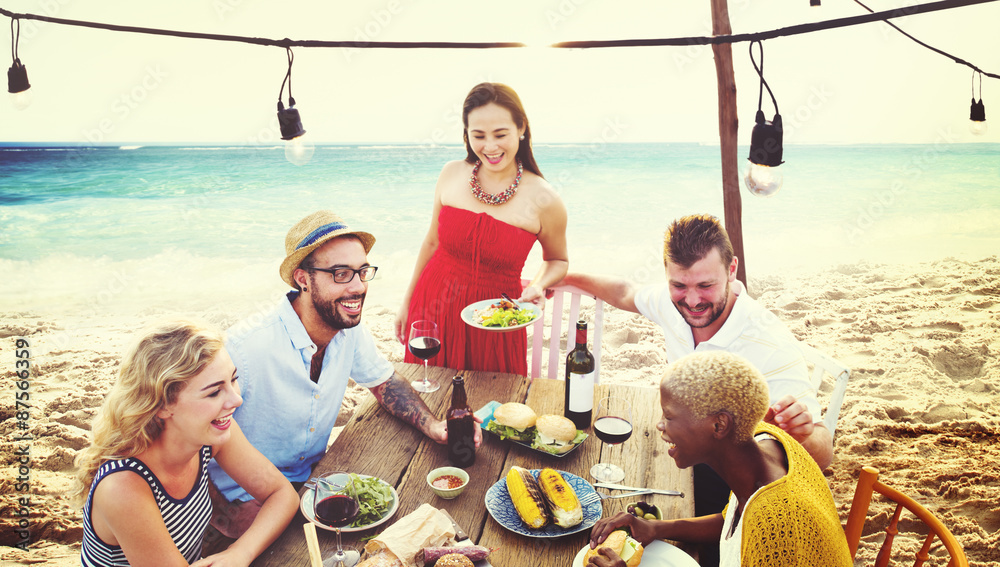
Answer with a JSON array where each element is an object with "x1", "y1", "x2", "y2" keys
[
  {"x1": 446, "y1": 375, "x2": 476, "y2": 468},
  {"x1": 564, "y1": 320, "x2": 595, "y2": 430}
]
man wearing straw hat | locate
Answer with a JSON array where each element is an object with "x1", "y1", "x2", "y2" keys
[
  {"x1": 558, "y1": 214, "x2": 832, "y2": 567},
  {"x1": 207, "y1": 210, "x2": 479, "y2": 539}
]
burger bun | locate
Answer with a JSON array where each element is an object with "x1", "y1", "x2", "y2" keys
[{"x1": 493, "y1": 402, "x2": 537, "y2": 430}]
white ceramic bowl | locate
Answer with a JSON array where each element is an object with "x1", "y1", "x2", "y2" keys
[{"x1": 426, "y1": 467, "x2": 470, "y2": 499}]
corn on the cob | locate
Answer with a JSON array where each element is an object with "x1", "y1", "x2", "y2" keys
[
  {"x1": 506, "y1": 466, "x2": 550, "y2": 528},
  {"x1": 538, "y1": 468, "x2": 583, "y2": 527}
]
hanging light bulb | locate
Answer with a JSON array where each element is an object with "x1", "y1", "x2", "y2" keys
[
  {"x1": 970, "y1": 71, "x2": 987, "y2": 136},
  {"x1": 7, "y1": 19, "x2": 32, "y2": 111},
  {"x1": 746, "y1": 111, "x2": 784, "y2": 196},
  {"x1": 275, "y1": 46, "x2": 313, "y2": 165},
  {"x1": 744, "y1": 41, "x2": 784, "y2": 197}
]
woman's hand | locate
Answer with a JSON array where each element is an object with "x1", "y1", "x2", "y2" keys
[
  {"x1": 190, "y1": 548, "x2": 251, "y2": 567},
  {"x1": 517, "y1": 284, "x2": 546, "y2": 311},
  {"x1": 586, "y1": 547, "x2": 627, "y2": 567},
  {"x1": 589, "y1": 512, "x2": 660, "y2": 547},
  {"x1": 394, "y1": 305, "x2": 408, "y2": 345}
]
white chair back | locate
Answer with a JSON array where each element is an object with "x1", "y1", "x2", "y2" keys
[
  {"x1": 799, "y1": 343, "x2": 850, "y2": 436},
  {"x1": 523, "y1": 279, "x2": 604, "y2": 382}
]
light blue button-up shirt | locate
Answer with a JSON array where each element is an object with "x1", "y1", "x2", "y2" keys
[{"x1": 208, "y1": 292, "x2": 394, "y2": 502}]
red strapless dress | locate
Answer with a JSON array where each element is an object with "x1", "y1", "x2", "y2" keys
[{"x1": 405, "y1": 205, "x2": 537, "y2": 374}]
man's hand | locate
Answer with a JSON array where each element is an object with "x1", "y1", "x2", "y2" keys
[
  {"x1": 764, "y1": 394, "x2": 815, "y2": 442},
  {"x1": 427, "y1": 415, "x2": 484, "y2": 447}
]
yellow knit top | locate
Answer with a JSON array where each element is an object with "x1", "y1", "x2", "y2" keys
[{"x1": 725, "y1": 423, "x2": 852, "y2": 567}]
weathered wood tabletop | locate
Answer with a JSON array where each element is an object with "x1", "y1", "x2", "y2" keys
[{"x1": 250, "y1": 363, "x2": 694, "y2": 567}]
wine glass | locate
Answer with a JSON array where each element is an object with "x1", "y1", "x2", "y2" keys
[
  {"x1": 313, "y1": 472, "x2": 361, "y2": 567},
  {"x1": 408, "y1": 320, "x2": 441, "y2": 393},
  {"x1": 591, "y1": 397, "x2": 633, "y2": 484}
]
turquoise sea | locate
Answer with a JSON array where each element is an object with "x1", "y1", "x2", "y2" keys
[{"x1": 1, "y1": 143, "x2": 998, "y2": 315}]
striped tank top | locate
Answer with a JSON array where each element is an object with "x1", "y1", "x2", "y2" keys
[{"x1": 81, "y1": 445, "x2": 213, "y2": 566}]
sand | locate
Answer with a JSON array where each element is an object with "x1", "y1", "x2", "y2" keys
[{"x1": 2, "y1": 257, "x2": 999, "y2": 566}]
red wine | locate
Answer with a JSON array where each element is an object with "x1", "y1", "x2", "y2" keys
[
  {"x1": 408, "y1": 336, "x2": 441, "y2": 360},
  {"x1": 315, "y1": 495, "x2": 360, "y2": 528},
  {"x1": 565, "y1": 321, "x2": 595, "y2": 430},
  {"x1": 593, "y1": 416, "x2": 633, "y2": 445}
]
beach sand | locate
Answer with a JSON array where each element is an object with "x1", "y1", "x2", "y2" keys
[{"x1": 2, "y1": 257, "x2": 998, "y2": 566}]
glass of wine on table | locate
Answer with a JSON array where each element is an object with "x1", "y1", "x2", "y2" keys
[
  {"x1": 314, "y1": 472, "x2": 361, "y2": 567},
  {"x1": 591, "y1": 396, "x2": 633, "y2": 484},
  {"x1": 408, "y1": 320, "x2": 441, "y2": 393}
]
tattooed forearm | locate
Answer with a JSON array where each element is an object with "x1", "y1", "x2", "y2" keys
[{"x1": 372, "y1": 372, "x2": 434, "y2": 432}]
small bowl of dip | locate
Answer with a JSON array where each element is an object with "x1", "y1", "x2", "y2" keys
[{"x1": 426, "y1": 466, "x2": 470, "y2": 500}]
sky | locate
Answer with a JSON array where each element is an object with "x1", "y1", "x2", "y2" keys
[{"x1": 1, "y1": 0, "x2": 998, "y2": 145}]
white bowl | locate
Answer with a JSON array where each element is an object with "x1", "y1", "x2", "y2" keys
[{"x1": 426, "y1": 467, "x2": 470, "y2": 499}]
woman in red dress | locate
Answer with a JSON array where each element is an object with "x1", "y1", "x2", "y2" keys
[{"x1": 395, "y1": 83, "x2": 569, "y2": 375}]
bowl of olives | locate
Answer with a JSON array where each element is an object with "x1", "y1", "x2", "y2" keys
[{"x1": 626, "y1": 500, "x2": 663, "y2": 521}]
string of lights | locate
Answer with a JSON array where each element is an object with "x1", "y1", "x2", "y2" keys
[
  {"x1": 3, "y1": 0, "x2": 996, "y2": 170},
  {"x1": 0, "y1": 0, "x2": 997, "y2": 65}
]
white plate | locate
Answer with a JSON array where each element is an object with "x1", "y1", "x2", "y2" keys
[
  {"x1": 572, "y1": 539, "x2": 699, "y2": 567},
  {"x1": 485, "y1": 469, "x2": 601, "y2": 538},
  {"x1": 460, "y1": 299, "x2": 542, "y2": 331},
  {"x1": 300, "y1": 475, "x2": 399, "y2": 533}
]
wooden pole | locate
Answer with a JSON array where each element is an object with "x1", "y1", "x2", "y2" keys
[{"x1": 710, "y1": 0, "x2": 748, "y2": 288}]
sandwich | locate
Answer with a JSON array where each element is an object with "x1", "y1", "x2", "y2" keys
[
  {"x1": 583, "y1": 530, "x2": 644, "y2": 567},
  {"x1": 486, "y1": 402, "x2": 537, "y2": 442},
  {"x1": 531, "y1": 414, "x2": 587, "y2": 455}
]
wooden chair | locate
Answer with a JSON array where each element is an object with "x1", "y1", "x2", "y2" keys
[
  {"x1": 799, "y1": 343, "x2": 850, "y2": 436},
  {"x1": 844, "y1": 466, "x2": 969, "y2": 567},
  {"x1": 523, "y1": 279, "x2": 604, "y2": 381}
]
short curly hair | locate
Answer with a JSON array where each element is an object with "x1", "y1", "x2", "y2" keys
[{"x1": 661, "y1": 351, "x2": 769, "y2": 442}]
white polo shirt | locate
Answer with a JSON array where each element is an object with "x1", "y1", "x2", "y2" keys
[{"x1": 634, "y1": 280, "x2": 821, "y2": 422}]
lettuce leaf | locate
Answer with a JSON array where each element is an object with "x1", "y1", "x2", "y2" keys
[{"x1": 485, "y1": 420, "x2": 534, "y2": 442}]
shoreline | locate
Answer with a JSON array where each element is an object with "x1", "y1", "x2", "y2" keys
[{"x1": 2, "y1": 256, "x2": 998, "y2": 565}]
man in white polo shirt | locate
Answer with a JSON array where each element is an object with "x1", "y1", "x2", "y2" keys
[{"x1": 558, "y1": 214, "x2": 832, "y2": 567}]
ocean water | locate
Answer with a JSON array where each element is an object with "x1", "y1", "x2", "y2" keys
[{"x1": 2, "y1": 143, "x2": 998, "y2": 315}]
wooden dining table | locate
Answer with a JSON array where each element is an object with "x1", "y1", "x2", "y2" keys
[{"x1": 249, "y1": 362, "x2": 695, "y2": 567}]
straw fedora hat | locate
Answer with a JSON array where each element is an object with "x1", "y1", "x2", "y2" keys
[{"x1": 279, "y1": 210, "x2": 376, "y2": 288}]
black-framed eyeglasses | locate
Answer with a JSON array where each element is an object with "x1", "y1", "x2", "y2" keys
[{"x1": 305, "y1": 266, "x2": 378, "y2": 283}]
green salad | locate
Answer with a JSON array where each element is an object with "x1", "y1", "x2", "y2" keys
[
  {"x1": 348, "y1": 474, "x2": 394, "y2": 527},
  {"x1": 477, "y1": 306, "x2": 537, "y2": 328}
]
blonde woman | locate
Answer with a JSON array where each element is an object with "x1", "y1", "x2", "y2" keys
[{"x1": 74, "y1": 320, "x2": 298, "y2": 567}]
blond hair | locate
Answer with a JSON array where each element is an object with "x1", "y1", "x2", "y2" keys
[
  {"x1": 72, "y1": 319, "x2": 225, "y2": 504},
  {"x1": 661, "y1": 351, "x2": 769, "y2": 442}
]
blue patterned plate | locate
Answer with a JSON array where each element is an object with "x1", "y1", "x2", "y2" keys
[{"x1": 485, "y1": 469, "x2": 602, "y2": 538}]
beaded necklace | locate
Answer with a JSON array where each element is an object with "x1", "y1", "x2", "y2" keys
[{"x1": 469, "y1": 159, "x2": 522, "y2": 205}]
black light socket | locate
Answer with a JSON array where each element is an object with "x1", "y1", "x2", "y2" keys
[
  {"x1": 7, "y1": 59, "x2": 30, "y2": 94},
  {"x1": 277, "y1": 98, "x2": 306, "y2": 140},
  {"x1": 970, "y1": 98, "x2": 986, "y2": 122},
  {"x1": 747, "y1": 110, "x2": 784, "y2": 167}
]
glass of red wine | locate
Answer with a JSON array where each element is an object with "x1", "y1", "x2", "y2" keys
[
  {"x1": 408, "y1": 320, "x2": 441, "y2": 393},
  {"x1": 591, "y1": 396, "x2": 633, "y2": 483},
  {"x1": 313, "y1": 472, "x2": 361, "y2": 567}
]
